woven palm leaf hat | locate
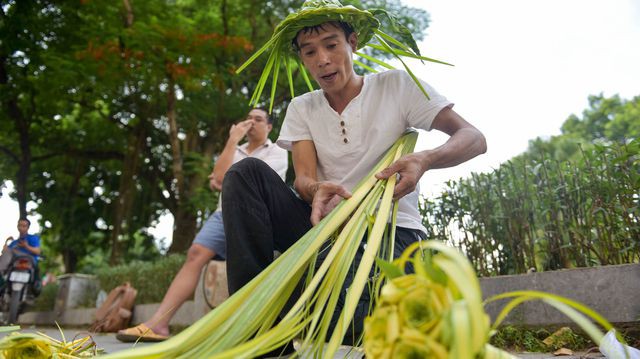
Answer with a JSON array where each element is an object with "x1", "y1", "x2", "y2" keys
[
  {"x1": 278, "y1": 0, "x2": 379, "y2": 49},
  {"x1": 236, "y1": 0, "x2": 450, "y2": 111}
]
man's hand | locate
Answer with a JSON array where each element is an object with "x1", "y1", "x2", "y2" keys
[
  {"x1": 228, "y1": 119, "x2": 254, "y2": 144},
  {"x1": 208, "y1": 172, "x2": 222, "y2": 191},
  {"x1": 375, "y1": 153, "x2": 427, "y2": 200},
  {"x1": 310, "y1": 182, "x2": 352, "y2": 225}
]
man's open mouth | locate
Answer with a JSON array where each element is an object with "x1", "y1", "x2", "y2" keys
[{"x1": 321, "y1": 72, "x2": 337, "y2": 80}]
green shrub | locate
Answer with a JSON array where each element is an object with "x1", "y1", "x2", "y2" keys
[
  {"x1": 420, "y1": 139, "x2": 640, "y2": 276},
  {"x1": 490, "y1": 325, "x2": 591, "y2": 352},
  {"x1": 95, "y1": 254, "x2": 186, "y2": 304},
  {"x1": 31, "y1": 283, "x2": 59, "y2": 312}
]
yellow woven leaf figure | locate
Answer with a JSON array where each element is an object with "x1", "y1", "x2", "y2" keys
[{"x1": 0, "y1": 334, "x2": 53, "y2": 359}]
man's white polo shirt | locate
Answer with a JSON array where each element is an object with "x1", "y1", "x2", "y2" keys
[{"x1": 277, "y1": 70, "x2": 452, "y2": 233}]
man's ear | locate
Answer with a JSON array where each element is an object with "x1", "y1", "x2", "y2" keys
[
  {"x1": 267, "y1": 124, "x2": 273, "y2": 132},
  {"x1": 348, "y1": 32, "x2": 358, "y2": 51}
]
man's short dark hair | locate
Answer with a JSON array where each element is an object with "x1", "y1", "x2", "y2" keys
[
  {"x1": 292, "y1": 21, "x2": 355, "y2": 52},
  {"x1": 18, "y1": 217, "x2": 30, "y2": 227},
  {"x1": 252, "y1": 107, "x2": 273, "y2": 125}
]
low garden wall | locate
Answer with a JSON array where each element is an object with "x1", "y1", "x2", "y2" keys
[{"x1": 481, "y1": 263, "x2": 640, "y2": 325}]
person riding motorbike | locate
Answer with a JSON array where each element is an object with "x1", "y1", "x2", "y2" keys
[{"x1": 0, "y1": 218, "x2": 42, "y2": 294}]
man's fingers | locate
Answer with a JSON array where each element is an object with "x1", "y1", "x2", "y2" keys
[
  {"x1": 211, "y1": 179, "x2": 222, "y2": 191},
  {"x1": 310, "y1": 207, "x2": 321, "y2": 226},
  {"x1": 376, "y1": 162, "x2": 401, "y2": 180},
  {"x1": 310, "y1": 194, "x2": 325, "y2": 226},
  {"x1": 239, "y1": 119, "x2": 254, "y2": 129},
  {"x1": 375, "y1": 167, "x2": 392, "y2": 179},
  {"x1": 393, "y1": 184, "x2": 408, "y2": 200},
  {"x1": 392, "y1": 176, "x2": 416, "y2": 200},
  {"x1": 336, "y1": 187, "x2": 352, "y2": 199}
]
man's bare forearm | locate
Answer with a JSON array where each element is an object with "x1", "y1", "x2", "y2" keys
[
  {"x1": 419, "y1": 127, "x2": 487, "y2": 171},
  {"x1": 212, "y1": 137, "x2": 241, "y2": 184}
]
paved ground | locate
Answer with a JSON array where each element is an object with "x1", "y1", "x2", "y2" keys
[{"x1": 0, "y1": 326, "x2": 605, "y2": 358}]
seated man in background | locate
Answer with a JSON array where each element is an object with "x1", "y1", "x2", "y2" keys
[
  {"x1": 116, "y1": 107, "x2": 288, "y2": 342},
  {"x1": 0, "y1": 218, "x2": 41, "y2": 272}
]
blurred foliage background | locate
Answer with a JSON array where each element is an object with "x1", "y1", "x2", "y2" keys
[{"x1": 0, "y1": 0, "x2": 430, "y2": 274}]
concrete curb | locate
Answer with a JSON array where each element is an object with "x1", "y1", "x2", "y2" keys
[
  {"x1": 18, "y1": 263, "x2": 640, "y2": 328},
  {"x1": 481, "y1": 263, "x2": 640, "y2": 325}
]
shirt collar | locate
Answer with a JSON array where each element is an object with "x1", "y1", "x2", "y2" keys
[{"x1": 238, "y1": 139, "x2": 272, "y2": 154}]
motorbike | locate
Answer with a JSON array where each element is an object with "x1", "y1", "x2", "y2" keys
[{"x1": 0, "y1": 252, "x2": 40, "y2": 324}]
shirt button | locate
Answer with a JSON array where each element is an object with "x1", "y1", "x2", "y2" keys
[{"x1": 343, "y1": 138, "x2": 348, "y2": 144}]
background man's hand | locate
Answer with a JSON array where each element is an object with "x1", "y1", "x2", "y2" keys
[
  {"x1": 228, "y1": 119, "x2": 254, "y2": 144},
  {"x1": 208, "y1": 172, "x2": 222, "y2": 191},
  {"x1": 375, "y1": 153, "x2": 427, "y2": 200},
  {"x1": 310, "y1": 182, "x2": 352, "y2": 225}
]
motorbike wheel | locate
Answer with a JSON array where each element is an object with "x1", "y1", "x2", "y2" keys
[{"x1": 8, "y1": 289, "x2": 22, "y2": 324}]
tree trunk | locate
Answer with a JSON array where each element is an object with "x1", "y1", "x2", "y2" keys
[
  {"x1": 169, "y1": 205, "x2": 198, "y2": 253},
  {"x1": 0, "y1": 55, "x2": 31, "y2": 218},
  {"x1": 163, "y1": 74, "x2": 236, "y2": 253},
  {"x1": 167, "y1": 127, "x2": 214, "y2": 253},
  {"x1": 166, "y1": 74, "x2": 184, "y2": 199},
  {"x1": 105, "y1": 0, "x2": 140, "y2": 264},
  {"x1": 122, "y1": 0, "x2": 134, "y2": 27},
  {"x1": 164, "y1": 69, "x2": 195, "y2": 253},
  {"x1": 60, "y1": 159, "x2": 85, "y2": 273},
  {"x1": 109, "y1": 121, "x2": 146, "y2": 264},
  {"x1": 15, "y1": 155, "x2": 29, "y2": 219},
  {"x1": 63, "y1": 248, "x2": 78, "y2": 274}
]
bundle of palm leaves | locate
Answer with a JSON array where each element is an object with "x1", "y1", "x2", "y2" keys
[{"x1": 364, "y1": 241, "x2": 621, "y2": 359}]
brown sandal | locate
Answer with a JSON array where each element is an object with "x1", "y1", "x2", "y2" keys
[{"x1": 115, "y1": 323, "x2": 169, "y2": 343}]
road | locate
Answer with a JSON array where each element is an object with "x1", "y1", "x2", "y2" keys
[{"x1": 0, "y1": 326, "x2": 604, "y2": 358}]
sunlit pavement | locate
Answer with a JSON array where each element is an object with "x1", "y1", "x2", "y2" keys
[{"x1": 0, "y1": 326, "x2": 603, "y2": 358}]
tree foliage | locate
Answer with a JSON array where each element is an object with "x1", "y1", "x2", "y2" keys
[
  {"x1": 526, "y1": 93, "x2": 640, "y2": 163},
  {"x1": 0, "y1": 0, "x2": 431, "y2": 272}
]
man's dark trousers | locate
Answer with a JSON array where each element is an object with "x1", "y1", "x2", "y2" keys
[{"x1": 222, "y1": 157, "x2": 425, "y2": 343}]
